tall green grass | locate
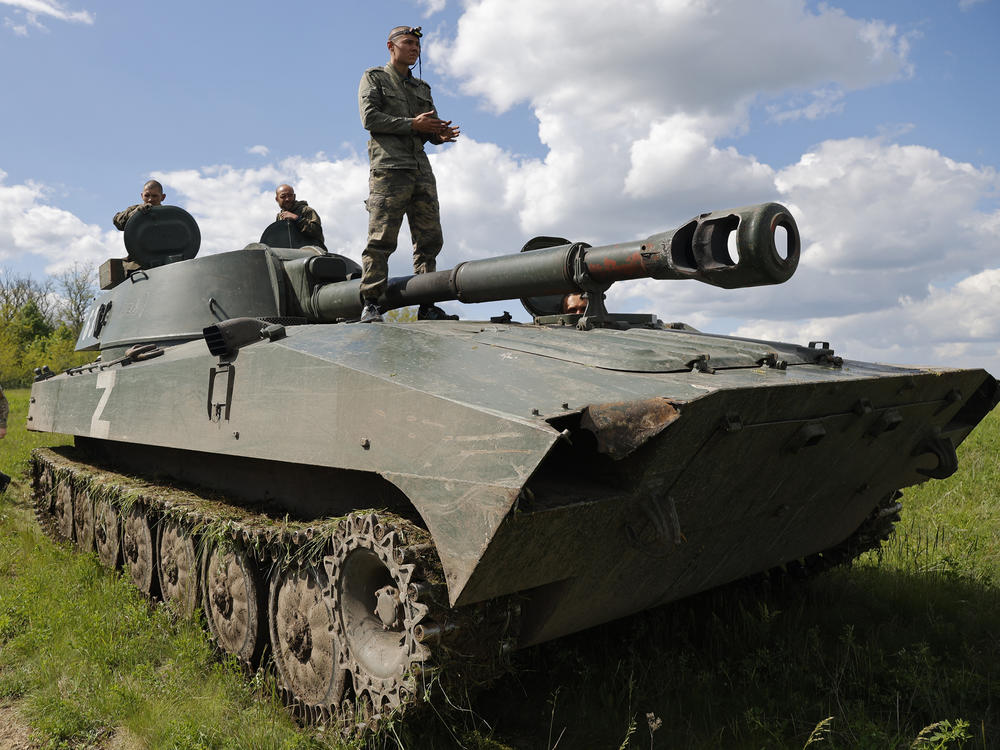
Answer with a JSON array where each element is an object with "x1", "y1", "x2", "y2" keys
[
  {"x1": 878, "y1": 412, "x2": 1000, "y2": 585},
  {"x1": 0, "y1": 494, "x2": 338, "y2": 749},
  {"x1": 1, "y1": 386, "x2": 998, "y2": 749}
]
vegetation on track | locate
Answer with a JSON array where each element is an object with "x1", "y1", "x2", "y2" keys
[{"x1": 1, "y1": 386, "x2": 997, "y2": 749}]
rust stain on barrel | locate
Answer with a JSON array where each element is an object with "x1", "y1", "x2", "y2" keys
[{"x1": 588, "y1": 251, "x2": 647, "y2": 279}]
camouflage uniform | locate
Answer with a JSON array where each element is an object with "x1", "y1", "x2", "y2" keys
[
  {"x1": 113, "y1": 204, "x2": 146, "y2": 231},
  {"x1": 112, "y1": 205, "x2": 148, "y2": 271},
  {"x1": 358, "y1": 63, "x2": 445, "y2": 300},
  {"x1": 276, "y1": 200, "x2": 326, "y2": 248}
]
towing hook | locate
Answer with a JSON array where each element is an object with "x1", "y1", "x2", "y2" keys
[{"x1": 912, "y1": 432, "x2": 958, "y2": 479}]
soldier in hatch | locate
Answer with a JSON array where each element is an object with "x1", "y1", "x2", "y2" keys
[
  {"x1": 113, "y1": 179, "x2": 166, "y2": 230},
  {"x1": 275, "y1": 184, "x2": 326, "y2": 249},
  {"x1": 357, "y1": 25, "x2": 460, "y2": 323},
  {"x1": 111, "y1": 180, "x2": 168, "y2": 272}
]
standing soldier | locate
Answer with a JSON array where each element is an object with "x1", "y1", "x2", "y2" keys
[
  {"x1": 0, "y1": 386, "x2": 10, "y2": 494},
  {"x1": 357, "y1": 25, "x2": 460, "y2": 322}
]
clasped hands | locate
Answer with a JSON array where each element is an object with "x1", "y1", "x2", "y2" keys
[{"x1": 411, "y1": 110, "x2": 460, "y2": 142}]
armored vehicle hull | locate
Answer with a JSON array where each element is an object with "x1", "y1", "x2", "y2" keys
[{"x1": 27, "y1": 202, "x2": 998, "y2": 727}]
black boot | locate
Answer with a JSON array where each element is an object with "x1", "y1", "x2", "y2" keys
[{"x1": 0, "y1": 472, "x2": 10, "y2": 495}]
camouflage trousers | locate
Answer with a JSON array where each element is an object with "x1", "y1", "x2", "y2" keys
[{"x1": 360, "y1": 167, "x2": 443, "y2": 301}]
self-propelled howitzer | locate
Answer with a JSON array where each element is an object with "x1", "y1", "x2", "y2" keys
[{"x1": 27, "y1": 200, "x2": 997, "y2": 729}]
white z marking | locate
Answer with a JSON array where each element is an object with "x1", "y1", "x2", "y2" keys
[{"x1": 90, "y1": 370, "x2": 116, "y2": 438}]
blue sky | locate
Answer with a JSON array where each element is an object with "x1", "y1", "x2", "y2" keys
[{"x1": 1, "y1": 0, "x2": 999, "y2": 372}]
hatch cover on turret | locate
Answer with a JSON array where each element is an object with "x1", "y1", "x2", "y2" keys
[{"x1": 124, "y1": 205, "x2": 201, "y2": 268}]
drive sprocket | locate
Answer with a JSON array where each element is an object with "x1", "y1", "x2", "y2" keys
[{"x1": 325, "y1": 512, "x2": 435, "y2": 724}]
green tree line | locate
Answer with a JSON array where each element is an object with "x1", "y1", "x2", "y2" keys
[{"x1": 1, "y1": 264, "x2": 97, "y2": 387}]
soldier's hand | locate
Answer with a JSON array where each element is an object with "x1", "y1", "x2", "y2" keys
[
  {"x1": 439, "y1": 122, "x2": 461, "y2": 142},
  {"x1": 279, "y1": 211, "x2": 299, "y2": 221},
  {"x1": 140, "y1": 204, "x2": 153, "y2": 214},
  {"x1": 411, "y1": 110, "x2": 446, "y2": 135}
]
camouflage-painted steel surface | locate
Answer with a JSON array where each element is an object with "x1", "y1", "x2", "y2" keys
[
  {"x1": 26, "y1": 201, "x2": 998, "y2": 724},
  {"x1": 29, "y1": 315, "x2": 998, "y2": 637}
]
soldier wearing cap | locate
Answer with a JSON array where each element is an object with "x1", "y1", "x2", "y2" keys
[{"x1": 357, "y1": 25, "x2": 460, "y2": 322}]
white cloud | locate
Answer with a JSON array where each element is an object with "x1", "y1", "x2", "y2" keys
[
  {"x1": 610, "y1": 136, "x2": 1000, "y2": 371},
  {"x1": 422, "y1": 2, "x2": 997, "y2": 371},
  {"x1": 0, "y1": 156, "x2": 374, "y2": 276},
  {"x1": 767, "y1": 87, "x2": 846, "y2": 123},
  {"x1": 732, "y1": 268, "x2": 1000, "y2": 370},
  {"x1": 625, "y1": 115, "x2": 775, "y2": 204},
  {"x1": 159, "y1": 155, "x2": 371, "y2": 261},
  {"x1": 155, "y1": 147, "x2": 528, "y2": 271},
  {"x1": 431, "y1": 0, "x2": 911, "y2": 120},
  {"x1": 775, "y1": 137, "x2": 1000, "y2": 277},
  {"x1": 414, "y1": 0, "x2": 446, "y2": 16},
  {"x1": 246, "y1": 145, "x2": 270, "y2": 157},
  {"x1": 3, "y1": 16, "x2": 27, "y2": 34},
  {"x1": 416, "y1": 0, "x2": 918, "y2": 246},
  {"x1": 0, "y1": 170, "x2": 120, "y2": 274},
  {"x1": 0, "y1": 0, "x2": 93, "y2": 32}
]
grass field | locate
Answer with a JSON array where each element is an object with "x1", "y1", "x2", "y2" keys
[{"x1": 1, "y1": 386, "x2": 998, "y2": 749}]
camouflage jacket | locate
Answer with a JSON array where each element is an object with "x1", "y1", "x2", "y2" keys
[
  {"x1": 0, "y1": 387, "x2": 8, "y2": 430},
  {"x1": 358, "y1": 64, "x2": 442, "y2": 171},
  {"x1": 113, "y1": 204, "x2": 146, "y2": 231},
  {"x1": 276, "y1": 200, "x2": 325, "y2": 247}
]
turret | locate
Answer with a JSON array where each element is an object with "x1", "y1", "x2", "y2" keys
[{"x1": 76, "y1": 202, "x2": 799, "y2": 354}]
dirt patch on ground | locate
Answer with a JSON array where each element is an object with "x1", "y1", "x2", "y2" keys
[
  {"x1": 0, "y1": 702, "x2": 141, "y2": 750},
  {"x1": 0, "y1": 702, "x2": 36, "y2": 750}
]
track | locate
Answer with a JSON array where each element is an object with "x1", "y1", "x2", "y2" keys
[
  {"x1": 30, "y1": 444, "x2": 898, "y2": 733},
  {"x1": 30, "y1": 446, "x2": 513, "y2": 733}
]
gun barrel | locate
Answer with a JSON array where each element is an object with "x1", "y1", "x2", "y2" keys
[{"x1": 307, "y1": 202, "x2": 799, "y2": 321}]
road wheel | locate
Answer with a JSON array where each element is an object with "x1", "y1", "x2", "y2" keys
[
  {"x1": 157, "y1": 518, "x2": 200, "y2": 616},
  {"x1": 123, "y1": 505, "x2": 158, "y2": 598},
  {"x1": 202, "y1": 540, "x2": 266, "y2": 665},
  {"x1": 94, "y1": 499, "x2": 121, "y2": 568},
  {"x1": 53, "y1": 480, "x2": 74, "y2": 542},
  {"x1": 73, "y1": 488, "x2": 96, "y2": 552},
  {"x1": 268, "y1": 562, "x2": 345, "y2": 722}
]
